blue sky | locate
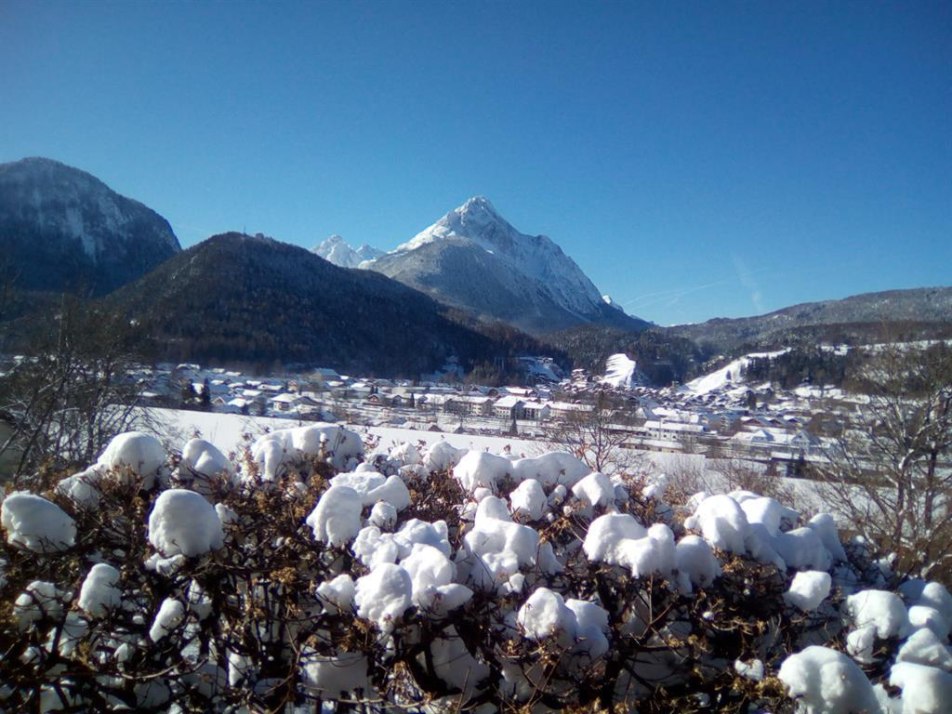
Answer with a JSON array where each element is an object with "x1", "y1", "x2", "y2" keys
[{"x1": 2, "y1": 1, "x2": 949, "y2": 326}]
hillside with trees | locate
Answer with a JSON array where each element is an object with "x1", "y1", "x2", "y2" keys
[{"x1": 103, "y1": 232, "x2": 561, "y2": 378}]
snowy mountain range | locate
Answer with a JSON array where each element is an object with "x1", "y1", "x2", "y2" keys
[
  {"x1": 321, "y1": 197, "x2": 648, "y2": 335},
  {"x1": 0, "y1": 157, "x2": 180, "y2": 295},
  {"x1": 313, "y1": 235, "x2": 383, "y2": 268}
]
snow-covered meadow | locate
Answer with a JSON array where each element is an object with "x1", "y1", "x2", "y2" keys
[{"x1": 1, "y1": 418, "x2": 950, "y2": 712}]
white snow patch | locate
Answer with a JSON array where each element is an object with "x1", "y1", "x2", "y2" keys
[
  {"x1": 846, "y1": 589, "x2": 911, "y2": 640},
  {"x1": 601, "y1": 353, "x2": 639, "y2": 389},
  {"x1": 511, "y1": 451, "x2": 591, "y2": 488},
  {"x1": 354, "y1": 563, "x2": 413, "y2": 632},
  {"x1": 889, "y1": 661, "x2": 952, "y2": 714},
  {"x1": 78, "y1": 563, "x2": 121, "y2": 618},
  {"x1": 509, "y1": 479, "x2": 546, "y2": 521},
  {"x1": 784, "y1": 571, "x2": 832, "y2": 612},
  {"x1": 681, "y1": 350, "x2": 788, "y2": 396},
  {"x1": 896, "y1": 628, "x2": 952, "y2": 670},
  {"x1": 98, "y1": 431, "x2": 168, "y2": 487},
  {"x1": 316, "y1": 574, "x2": 356, "y2": 615},
  {"x1": 1, "y1": 492, "x2": 76, "y2": 553},
  {"x1": 148, "y1": 489, "x2": 224, "y2": 557},
  {"x1": 683, "y1": 494, "x2": 748, "y2": 555},
  {"x1": 13, "y1": 581, "x2": 65, "y2": 631},
  {"x1": 571, "y1": 472, "x2": 615, "y2": 510},
  {"x1": 250, "y1": 424, "x2": 363, "y2": 480},
  {"x1": 302, "y1": 650, "x2": 371, "y2": 696},
  {"x1": 149, "y1": 598, "x2": 185, "y2": 642},
  {"x1": 674, "y1": 535, "x2": 721, "y2": 593},
  {"x1": 453, "y1": 450, "x2": 512, "y2": 493},
  {"x1": 778, "y1": 645, "x2": 881, "y2": 714},
  {"x1": 517, "y1": 587, "x2": 576, "y2": 645},
  {"x1": 306, "y1": 485, "x2": 363, "y2": 547}
]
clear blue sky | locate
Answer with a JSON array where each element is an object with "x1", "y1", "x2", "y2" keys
[{"x1": 2, "y1": 1, "x2": 949, "y2": 325}]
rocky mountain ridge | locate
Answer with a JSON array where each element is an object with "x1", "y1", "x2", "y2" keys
[
  {"x1": 0, "y1": 157, "x2": 180, "y2": 295},
  {"x1": 361, "y1": 196, "x2": 648, "y2": 335}
]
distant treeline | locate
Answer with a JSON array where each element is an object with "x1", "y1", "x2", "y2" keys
[{"x1": 741, "y1": 348, "x2": 855, "y2": 389}]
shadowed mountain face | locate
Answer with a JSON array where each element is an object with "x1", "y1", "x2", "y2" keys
[
  {"x1": 107, "y1": 232, "x2": 548, "y2": 376},
  {"x1": 0, "y1": 157, "x2": 181, "y2": 295},
  {"x1": 366, "y1": 197, "x2": 649, "y2": 336}
]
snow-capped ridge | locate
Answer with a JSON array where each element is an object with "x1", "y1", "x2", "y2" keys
[
  {"x1": 367, "y1": 196, "x2": 646, "y2": 334},
  {"x1": 313, "y1": 235, "x2": 383, "y2": 268}
]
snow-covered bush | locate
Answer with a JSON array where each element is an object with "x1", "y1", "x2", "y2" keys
[{"x1": 1, "y1": 430, "x2": 950, "y2": 712}]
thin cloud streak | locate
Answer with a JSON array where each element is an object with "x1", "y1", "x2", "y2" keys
[{"x1": 731, "y1": 255, "x2": 766, "y2": 314}]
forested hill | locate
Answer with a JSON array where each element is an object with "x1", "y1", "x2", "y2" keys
[
  {"x1": 106, "y1": 232, "x2": 558, "y2": 377},
  {"x1": 548, "y1": 287, "x2": 952, "y2": 386},
  {"x1": 664, "y1": 286, "x2": 952, "y2": 353}
]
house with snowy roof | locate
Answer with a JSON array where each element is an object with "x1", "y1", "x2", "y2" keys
[
  {"x1": 493, "y1": 395, "x2": 525, "y2": 420},
  {"x1": 643, "y1": 420, "x2": 706, "y2": 442},
  {"x1": 730, "y1": 428, "x2": 775, "y2": 448},
  {"x1": 521, "y1": 400, "x2": 551, "y2": 421},
  {"x1": 269, "y1": 393, "x2": 301, "y2": 412},
  {"x1": 445, "y1": 395, "x2": 493, "y2": 417}
]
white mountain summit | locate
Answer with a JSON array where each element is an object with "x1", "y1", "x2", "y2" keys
[
  {"x1": 367, "y1": 196, "x2": 647, "y2": 335},
  {"x1": 313, "y1": 235, "x2": 383, "y2": 268}
]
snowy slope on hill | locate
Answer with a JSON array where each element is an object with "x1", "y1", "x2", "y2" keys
[
  {"x1": 367, "y1": 197, "x2": 647, "y2": 334},
  {"x1": 680, "y1": 349, "x2": 789, "y2": 396},
  {"x1": 313, "y1": 235, "x2": 383, "y2": 268},
  {"x1": 600, "y1": 353, "x2": 642, "y2": 389}
]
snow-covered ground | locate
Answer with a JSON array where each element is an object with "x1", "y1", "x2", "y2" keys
[{"x1": 143, "y1": 407, "x2": 834, "y2": 515}]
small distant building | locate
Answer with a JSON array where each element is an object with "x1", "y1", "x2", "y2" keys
[
  {"x1": 521, "y1": 400, "x2": 551, "y2": 421},
  {"x1": 269, "y1": 393, "x2": 298, "y2": 412},
  {"x1": 643, "y1": 420, "x2": 706, "y2": 442},
  {"x1": 446, "y1": 395, "x2": 493, "y2": 417},
  {"x1": 493, "y1": 395, "x2": 525, "y2": 420},
  {"x1": 548, "y1": 402, "x2": 594, "y2": 421},
  {"x1": 311, "y1": 368, "x2": 341, "y2": 384}
]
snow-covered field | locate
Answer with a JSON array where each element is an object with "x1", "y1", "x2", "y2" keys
[
  {"x1": 146, "y1": 407, "x2": 544, "y2": 459},
  {"x1": 145, "y1": 406, "x2": 834, "y2": 512}
]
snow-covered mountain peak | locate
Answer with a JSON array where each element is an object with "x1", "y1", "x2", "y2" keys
[
  {"x1": 367, "y1": 197, "x2": 647, "y2": 334},
  {"x1": 313, "y1": 235, "x2": 383, "y2": 268},
  {"x1": 456, "y1": 195, "x2": 505, "y2": 225},
  {"x1": 420, "y1": 197, "x2": 598, "y2": 305},
  {"x1": 394, "y1": 196, "x2": 525, "y2": 255}
]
